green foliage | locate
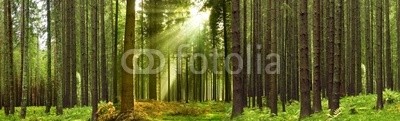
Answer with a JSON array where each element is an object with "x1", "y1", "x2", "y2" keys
[
  {"x1": 384, "y1": 89, "x2": 400, "y2": 104},
  {"x1": 0, "y1": 107, "x2": 91, "y2": 121},
  {"x1": 2, "y1": 94, "x2": 400, "y2": 120}
]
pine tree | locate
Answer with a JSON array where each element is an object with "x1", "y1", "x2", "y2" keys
[
  {"x1": 121, "y1": 0, "x2": 135, "y2": 114},
  {"x1": 376, "y1": 0, "x2": 384, "y2": 110},
  {"x1": 231, "y1": 0, "x2": 244, "y2": 118},
  {"x1": 299, "y1": 0, "x2": 312, "y2": 118},
  {"x1": 312, "y1": 0, "x2": 322, "y2": 112}
]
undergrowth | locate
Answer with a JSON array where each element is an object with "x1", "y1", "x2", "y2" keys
[{"x1": 0, "y1": 91, "x2": 399, "y2": 121}]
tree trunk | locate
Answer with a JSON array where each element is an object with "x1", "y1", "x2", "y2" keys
[
  {"x1": 121, "y1": 0, "x2": 135, "y2": 113},
  {"x1": 299, "y1": 0, "x2": 312, "y2": 118},
  {"x1": 327, "y1": 0, "x2": 335, "y2": 109},
  {"x1": 332, "y1": 0, "x2": 343, "y2": 114},
  {"x1": 80, "y1": 0, "x2": 89, "y2": 106},
  {"x1": 3, "y1": 0, "x2": 13, "y2": 115},
  {"x1": 100, "y1": 0, "x2": 108, "y2": 101},
  {"x1": 231, "y1": 0, "x2": 244, "y2": 118},
  {"x1": 385, "y1": 0, "x2": 393, "y2": 90},
  {"x1": 113, "y1": 0, "x2": 119, "y2": 103},
  {"x1": 366, "y1": 0, "x2": 374, "y2": 94},
  {"x1": 55, "y1": 0, "x2": 63, "y2": 115},
  {"x1": 397, "y1": 0, "x2": 400, "y2": 91},
  {"x1": 91, "y1": 0, "x2": 99, "y2": 119},
  {"x1": 20, "y1": 0, "x2": 28, "y2": 118},
  {"x1": 45, "y1": 0, "x2": 52, "y2": 113},
  {"x1": 312, "y1": 0, "x2": 322, "y2": 113},
  {"x1": 222, "y1": 0, "x2": 231, "y2": 103},
  {"x1": 376, "y1": 0, "x2": 384, "y2": 110},
  {"x1": 269, "y1": 0, "x2": 278, "y2": 115}
]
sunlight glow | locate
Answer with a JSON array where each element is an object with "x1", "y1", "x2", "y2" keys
[{"x1": 135, "y1": 0, "x2": 143, "y2": 12}]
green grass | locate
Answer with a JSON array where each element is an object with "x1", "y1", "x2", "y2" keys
[
  {"x1": 1, "y1": 92, "x2": 399, "y2": 121},
  {"x1": 163, "y1": 92, "x2": 400, "y2": 121},
  {"x1": 0, "y1": 106, "x2": 91, "y2": 121}
]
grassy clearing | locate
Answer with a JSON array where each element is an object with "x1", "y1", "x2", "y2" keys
[
  {"x1": 1, "y1": 91, "x2": 399, "y2": 120},
  {"x1": 0, "y1": 106, "x2": 91, "y2": 121}
]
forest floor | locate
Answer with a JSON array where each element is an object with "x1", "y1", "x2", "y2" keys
[{"x1": 1, "y1": 91, "x2": 400, "y2": 121}]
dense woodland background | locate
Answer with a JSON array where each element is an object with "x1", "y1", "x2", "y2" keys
[{"x1": 1, "y1": 0, "x2": 400, "y2": 120}]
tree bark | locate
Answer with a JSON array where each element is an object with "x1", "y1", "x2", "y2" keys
[
  {"x1": 121, "y1": 0, "x2": 135, "y2": 113},
  {"x1": 312, "y1": 0, "x2": 322, "y2": 112},
  {"x1": 231, "y1": 0, "x2": 244, "y2": 118},
  {"x1": 55, "y1": 0, "x2": 63, "y2": 115},
  {"x1": 385, "y1": 0, "x2": 393, "y2": 90},
  {"x1": 113, "y1": 0, "x2": 119, "y2": 103},
  {"x1": 332, "y1": 0, "x2": 343, "y2": 114},
  {"x1": 397, "y1": 0, "x2": 400, "y2": 91},
  {"x1": 45, "y1": 0, "x2": 52, "y2": 113},
  {"x1": 20, "y1": 0, "x2": 28, "y2": 118},
  {"x1": 376, "y1": 0, "x2": 384, "y2": 110},
  {"x1": 366, "y1": 0, "x2": 374, "y2": 94},
  {"x1": 91, "y1": 0, "x2": 99, "y2": 119},
  {"x1": 299, "y1": 0, "x2": 312, "y2": 118},
  {"x1": 100, "y1": 0, "x2": 108, "y2": 101}
]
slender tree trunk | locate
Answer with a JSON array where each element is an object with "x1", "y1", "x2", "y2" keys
[
  {"x1": 269, "y1": 0, "x2": 278, "y2": 115},
  {"x1": 113, "y1": 0, "x2": 119, "y2": 103},
  {"x1": 397, "y1": 0, "x2": 400, "y2": 91},
  {"x1": 3, "y1": 0, "x2": 13, "y2": 115},
  {"x1": 332, "y1": 0, "x2": 343, "y2": 114},
  {"x1": 80, "y1": 0, "x2": 89, "y2": 106},
  {"x1": 376, "y1": 0, "x2": 384, "y2": 110},
  {"x1": 55, "y1": 0, "x2": 63, "y2": 115},
  {"x1": 231, "y1": 0, "x2": 244, "y2": 118},
  {"x1": 222, "y1": 0, "x2": 231, "y2": 103},
  {"x1": 45, "y1": 0, "x2": 52, "y2": 113},
  {"x1": 312, "y1": 0, "x2": 322, "y2": 113},
  {"x1": 385, "y1": 0, "x2": 393, "y2": 90},
  {"x1": 91, "y1": 0, "x2": 99, "y2": 119},
  {"x1": 100, "y1": 0, "x2": 108, "y2": 101},
  {"x1": 20, "y1": 0, "x2": 28, "y2": 118},
  {"x1": 327, "y1": 0, "x2": 335, "y2": 109},
  {"x1": 366, "y1": 0, "x2": 374, "y2": 94},
  {"x1": 299, "y1": 0, "x2": 312, "y2": 118},
  {"x1": 355, "y1": 0, "x2": 362, "y2": 94}
]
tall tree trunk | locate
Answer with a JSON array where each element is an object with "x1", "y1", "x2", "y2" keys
[
  {"x1": 327, "y1": 0, "x2": 335, "y2": 109},
  {"x1": 222, "y1": 0, "x2": 231, "y2": 103},
  {"x1": 347, "y1": 0, "x2": 355, "y2": 96},
  {"x1": 397, "y1": 0, "x2": 400, "y2": 91},
  {"x1": 55, "y1": 0, "x2": 63, "y2": 115},
  {"x1": 332, "y1": 0, "x2": 343, "y2": 114},
  {"x1": 45, "y1": 0, "x2": 53, "y2": 113},
  {"x1": 269, "y1": 0, "x2": 278, "y2": 115},
  {"x1": 231, "y1": 0, "x2": 244, "y2": 118},
  {"x1": 252, "y1": 0, "x2": 262, "y2": 109},
  {"x1": 91, "y1": 0, "x2": 99, "y2": 119},
  {"x1": 299, "y1": 0, "x2": 312, "y2": 118},
  {"x1": 312, "y1": 0, "x2": 322, "y2": 112},
  {"x1": 121, "y1": 0, "x2": 135, "y2": 114},
  {"x1": 385, "y1": 0, "x2": 393, "y2": 90},
  {"x1": 100, "y1": 0, "x2": 108, "y2": 101},
  {"x1": 80, "y1": 0, "x2": 89, "y2": 106},
  {"x1": 3, "y1": 0, "x2": 13, "y2": 115},
  {"x1": 113, "y1": 0, "x2": 119, "y2": 103},
  {"x1": 376, "y1": 0, "x2": 384, "y2": 110},
  {"x1": 366, "y1": 0, "x2": 374, "y2": 94},
  {"x1": 70, "y1": 0, "x2": 77, "y2": 107},
  {"x1": 355, "y1": 0, "x2": 362, "y2": 94},
  {"x1": 21, "y1": 0, "x2": 28, "y2": 118}
]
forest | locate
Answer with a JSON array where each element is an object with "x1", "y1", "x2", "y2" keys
[{"x1": 1, "y1": 0, "x2": 400, "y2": 120}]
